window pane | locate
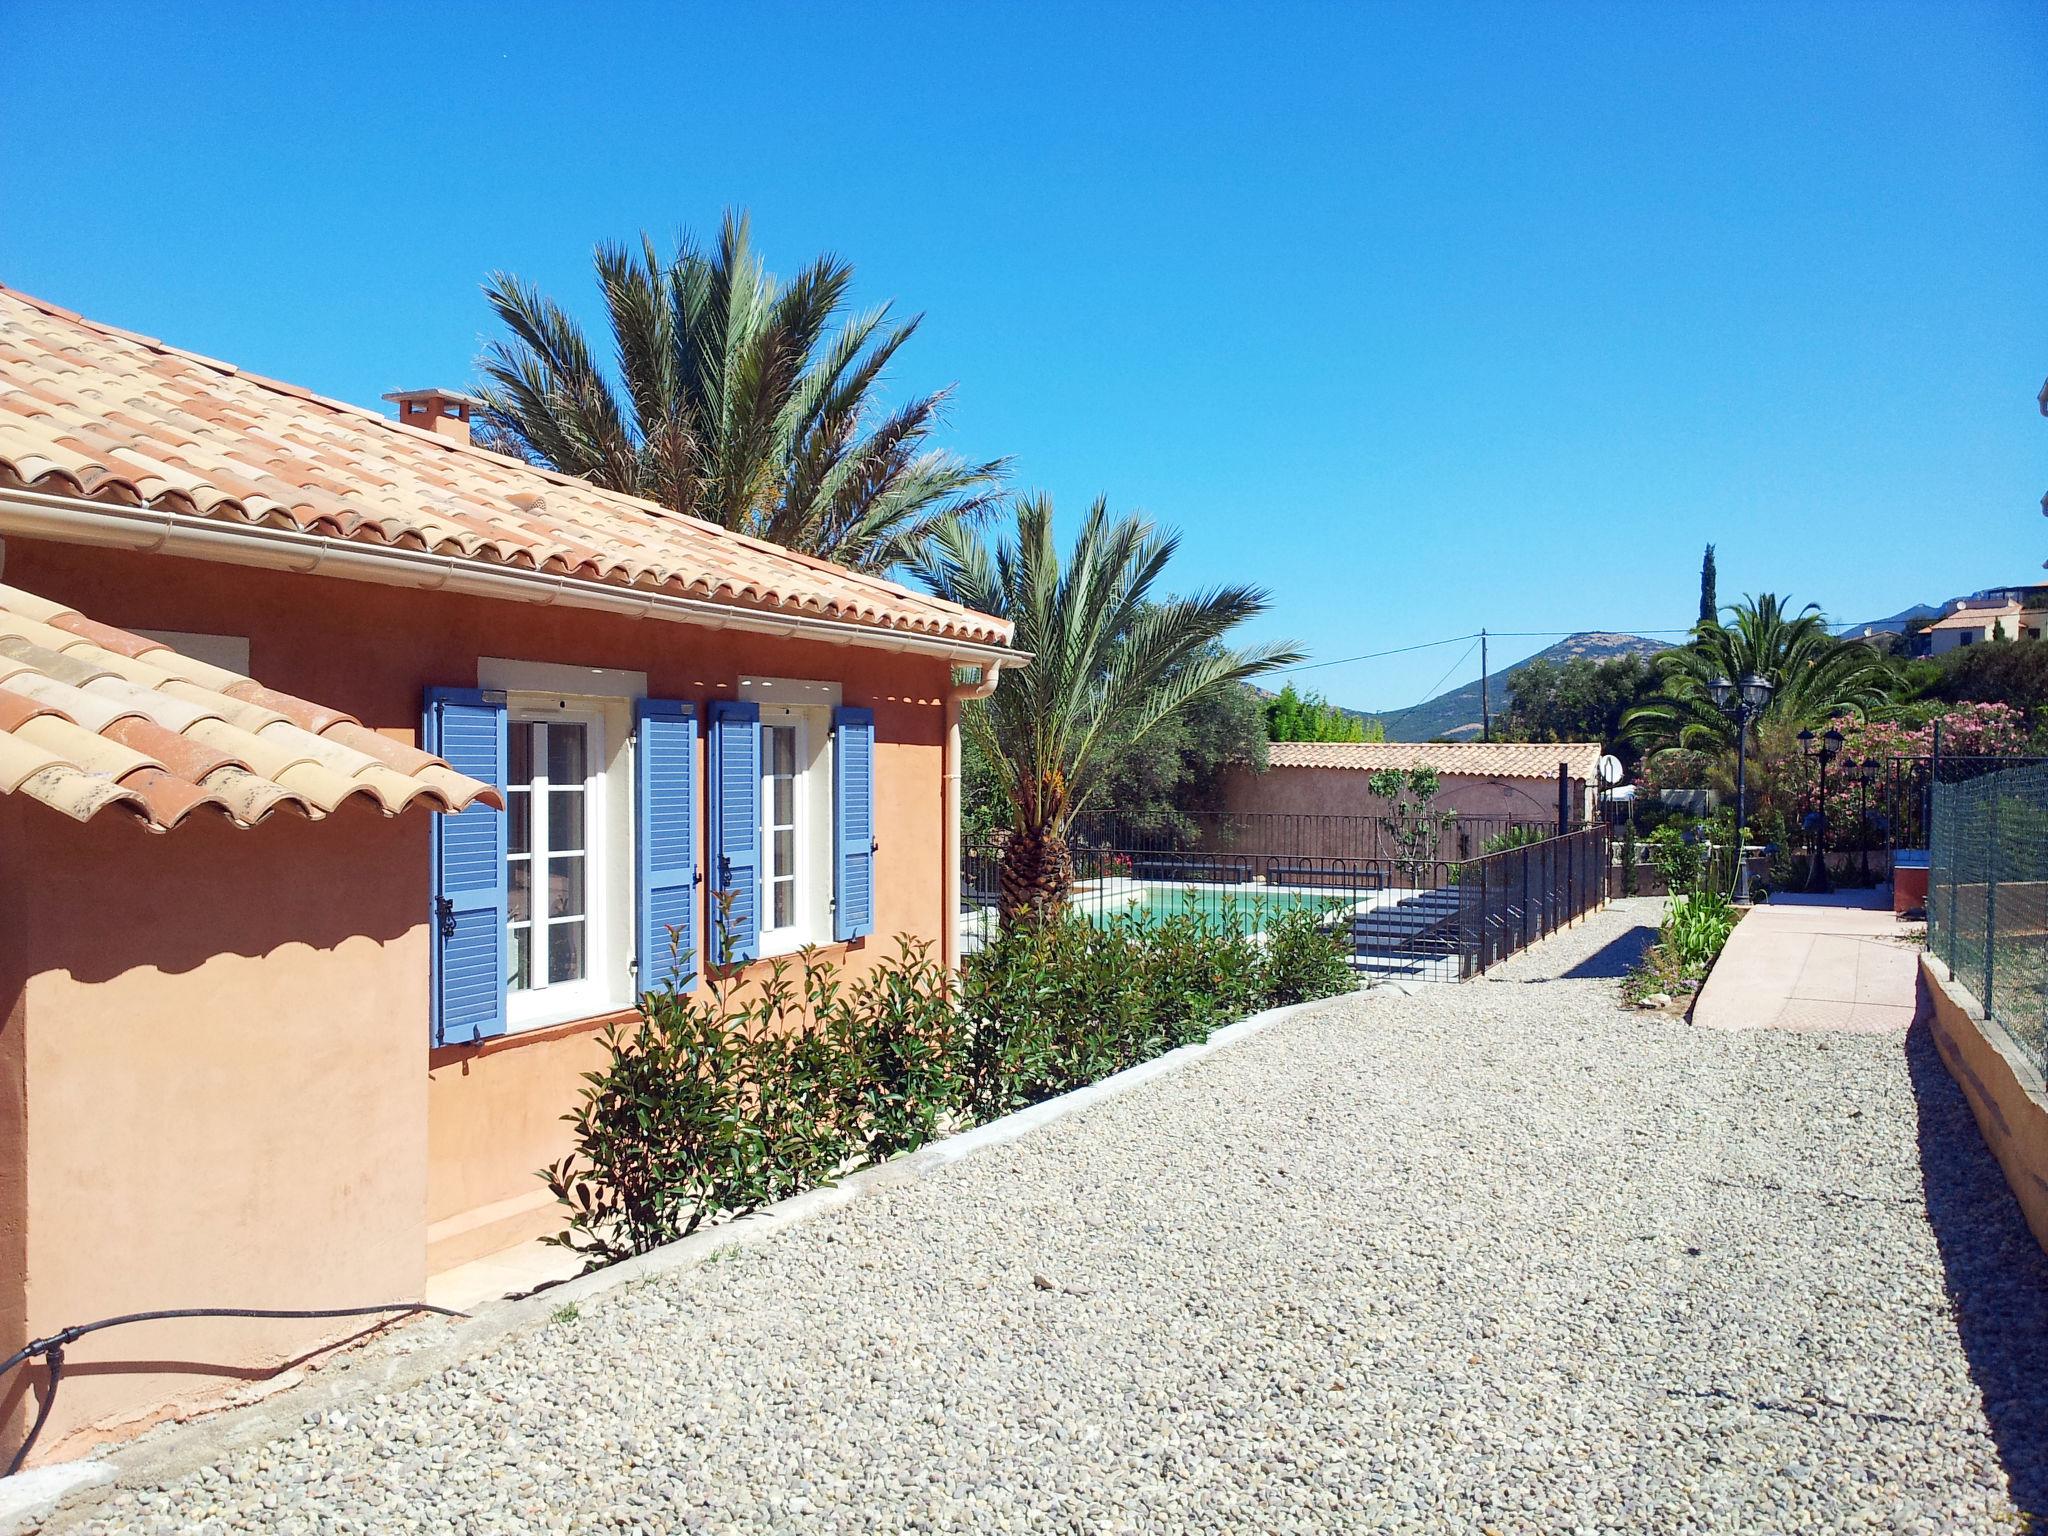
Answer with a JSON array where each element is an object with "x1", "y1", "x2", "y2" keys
[
  {"x1": 548, "y1": 788, "x2": 585, "y2": 853},
  {"x1": 772, "y1": 878, "x2": 794, "y2": 930},
  {"x1": 770, "y1": 725, "x2": 796, "y2": 777},
  {"x1": 507, "y1": 788, "x2": 530, "y2": 856},
  {"x1": 509, "y1": 722, "x2": 533, "y2": 786},
  {"x1": 547, "y1": 723, "x2": 587, "y2": 785},
  {"x1": 509, "y1": 925, "x2": 530, "y2": 992},
  {"x1": 547, "y1": 855, "x2": 586, "y2": 918},
  {"x1": 772, "y1": 772, "x2": 793, "y2": 827},
  {"x1": 509, "y1": 860, "x2": 531, "y2": 922},
  {"x1": 549, "y1": 920, "x2": 585, "y2": 985},
  {"x1": 773, "y1": 828, "x2": 795, "y2": 878}
]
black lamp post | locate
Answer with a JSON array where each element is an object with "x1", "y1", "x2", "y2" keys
[
  {"x1": 1707, "y1": 671, "x2": 1775, "y2": 902},
  {"x1": 1797, "y1": 724, "x2": 1846, "y2": 893}
]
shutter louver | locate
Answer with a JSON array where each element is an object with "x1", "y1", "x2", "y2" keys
[
  {"x1": 635, "y1": 699, "x2": 700, "y2": 993},
  {"x1": 833, "y1": 705, "x2": 876, "y2": 942},
  {"x1": 706, "y1": 700, "x2": 761, "y2": 965},
  {"x1": 424, "y1": 688, "x2": 508, "y2": 1046}
]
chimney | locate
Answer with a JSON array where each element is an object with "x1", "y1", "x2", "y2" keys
[{"x1": 383, "y1": 387, "x2": 477, "y2": 444}]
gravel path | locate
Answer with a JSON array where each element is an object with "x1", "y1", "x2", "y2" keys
[{"x1": 73, "y1": 900, "x2": 2048, "y2": 1534}]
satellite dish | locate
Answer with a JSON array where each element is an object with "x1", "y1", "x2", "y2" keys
[{"x1": 1596, "y1": 754, "x2": 1624, "y2": 785}]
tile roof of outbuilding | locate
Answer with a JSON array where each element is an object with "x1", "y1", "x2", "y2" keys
[
  {"x1": 0, "y1": 581, "x2": 499, "y2": 832},
  {"x1": 0, "y1": 284, "x2": 1012, "y2": 650},
  {"x1": 1265, "y1": 740, "x2": 1606, "y2": 779}
]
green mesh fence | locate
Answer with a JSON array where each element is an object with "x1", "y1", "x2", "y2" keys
[{"x1": 1931, "y1": 759, "x2": 2048, "y2": 1070}]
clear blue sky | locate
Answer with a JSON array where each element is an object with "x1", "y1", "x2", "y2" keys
[{"x1": 4, "y1": 3, "x2": 2042, "y2": 711}]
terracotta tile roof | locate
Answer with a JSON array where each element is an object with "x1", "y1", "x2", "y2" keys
[
  {"x1": 1927, "y1": 602, "x2": 2024, "y2": 632},
  {"x1": 0, "y1": 285, "x2": 1012, "y2": 650},
  {"x1": 0, "y1": 580, "x2": 500, "y2": 832},
  {"x1": 1265, "y1": 740, "x2": 1606, "y2": 779}
]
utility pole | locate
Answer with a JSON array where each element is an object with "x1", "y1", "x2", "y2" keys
[{"x1": 1480, "y1": 629, "x2": 1490, "y2": 742}]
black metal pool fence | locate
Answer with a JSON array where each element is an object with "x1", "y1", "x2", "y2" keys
[
  {"x1": 963, "y1": 813, "x2": 1608, "y2": 979},
  {"x1": 1930, "y1": 756, "x2": 2048, "y2": 1071}
]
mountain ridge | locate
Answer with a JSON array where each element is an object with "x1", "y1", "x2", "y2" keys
[{"x1": 1378, "y1": 632, "x2": 1670, "y2": 742}]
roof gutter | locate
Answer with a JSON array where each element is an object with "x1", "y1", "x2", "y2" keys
[{"x1": 0, "y1": 487, "x2": 1025, "y2": 669}]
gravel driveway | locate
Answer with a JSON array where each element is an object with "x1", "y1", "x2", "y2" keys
[{"x1": 72, "y1": 900, "x2": 2048, "y2": 1533}]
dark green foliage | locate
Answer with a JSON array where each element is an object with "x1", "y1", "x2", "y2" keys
[
  {"x1": 547, "y1": 896, "x2": 1357, "y2": 1270},
  {"x1": 1699, "y1": 544, "x2": 1718, "y2": 628},
  {"x1": 1260, "y1": 907, "x2": 1358, "y2": 1005},
  {"x1": 1264, "y1": 683, "x2": 1384, "y2": 743},
  {"x1": 1481, "y1": 824, "x2": 1549, "y2": 855},
  {"x1": 543, "y1": 904, "x2": 962, "y2": 1268},
  {"x1": 1500, "y1": 654, "x2": 1659, "y2": 764},
  {"x1": 1094, "y1": 672, "x2": 1272, "y2": 836},
  {"x1": 959, "y1": 904, "x2": 1353, "y2": 1119},
  {"x1": 1928, "y1": 638, "x2": 2048, "y2": 722}
]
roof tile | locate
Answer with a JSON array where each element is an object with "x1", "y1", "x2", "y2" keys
[
  {"x1": 1264, "y1": 740, "x2": 1607, "y2": 779},
  {"x1": 0, "y1": 579, "x2": 495, "y2": 831},
  {"x1": 0, "y1": 285, "x2": 1012, "y2": 651}
]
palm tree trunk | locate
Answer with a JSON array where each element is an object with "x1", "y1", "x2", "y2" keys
[{"x1": 999, "y1": 819, "x2": 1075, "y2": 925}]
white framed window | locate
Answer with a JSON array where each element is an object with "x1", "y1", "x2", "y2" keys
[
  {"x1": 743, "y1": 678, "x2": 839, "y2": 958},
  {"x1": 760, "y1": 716, "x2": 807, "y2": 952},
  {"x1": 482, "y1": 658, "x2": 645, "y2": 1032},
  {"x1": 506, "y1": 711, "x2": 603, "y2": 1021}
]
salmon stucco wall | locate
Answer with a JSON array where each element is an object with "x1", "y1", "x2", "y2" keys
[
  {"x1": 1, "y1": 796, "x2": 427, "y2": 1467},
  {"x1": 4, "y1": 537, "x2": 957, "y2": 1280},
  {"x1": 1223, "y1": 765, "x2": 1587, "y2": 839},
  {"x1": 1922, "y1": 952, "x2": 2048, "y2": 1257}
]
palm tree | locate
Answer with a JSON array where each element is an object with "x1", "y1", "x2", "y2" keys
[
  {"x1": 911, "y1": 495, "x2": 1303, "y2": 922},
  {"x1": 1623, "y1": 593, "x2": 1898, "y2": 754},
  {"x1": 474, "y1": 211, "x2": 1005, "y2": 571}
]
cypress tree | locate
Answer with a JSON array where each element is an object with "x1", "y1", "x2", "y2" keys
[{"x1": 1698, "y1": 544, "x2": 1719, "y2": 628}]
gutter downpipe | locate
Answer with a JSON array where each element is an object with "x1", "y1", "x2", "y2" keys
[
  {"x1": 0, "y1": 487, "x2": 1020, "y2": 667},
  {"x1": 943, "y1": 662, "x2": 1004, "y2": 981}
]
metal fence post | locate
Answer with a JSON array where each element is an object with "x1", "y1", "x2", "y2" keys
[{"x1": 1983, "y1": 785, "x2": 1999, "y2": 1014}]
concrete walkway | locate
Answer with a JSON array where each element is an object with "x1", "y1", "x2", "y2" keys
[{"x1": 1693, "y1": 890, "x2": 1924, "y2": 1032}]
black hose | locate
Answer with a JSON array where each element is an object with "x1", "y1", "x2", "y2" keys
[{"x1": 3, "y1": 1301, "x2": 466, "y2": 1477}]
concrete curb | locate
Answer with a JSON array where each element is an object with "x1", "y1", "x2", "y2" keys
[{"x1": 9, "y1": 989, "x2": 1355, "y2": 1535}]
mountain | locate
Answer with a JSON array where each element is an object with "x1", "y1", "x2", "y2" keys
[
  {"x1": 1379, "y1": 632, "x2": 1671, "y2": 742},
  {"x1": 1836, "y1": 603, "x2": 1944, "y2": 639}
]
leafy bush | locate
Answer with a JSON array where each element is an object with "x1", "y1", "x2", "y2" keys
[
  {"x1": 1623, "y1": 889, "x2": 1741, "y2": 1005},
  {"x1": 1261, "y1": 905, "x2": 1356, "y2": 1004},
  {"x1": 1647, "y1": 822, "x2": 1706, "y2": 895},
  {"x1": 1662, "y1": 890, "x2": 1737, "y2": 972},
  {"x1": 549, "y1": 894, "x2": 1357, "y2": 1268},
  {"x1": 1480, "y1": 824, "x2": 1549, "y2": 856}
]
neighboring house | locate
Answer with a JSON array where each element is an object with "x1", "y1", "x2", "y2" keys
[
  {"x1": 0, "y1": 284, "x2": 1016, "y2": 1465},
  {"x1": 1922, "y1": 600, "x2": 2040, "y2": 655},
  {"x1": 1220, "y1": 740, "x2": 1602, "y2": 855}
]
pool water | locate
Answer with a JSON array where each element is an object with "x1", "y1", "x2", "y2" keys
[{"x1": 1081, "y1": 882, "x2": 1355, "y2": 929}]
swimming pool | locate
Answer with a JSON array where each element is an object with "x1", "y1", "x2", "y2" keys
[{"x1": 1075, "y1": 879, "x2": 1361, "y2": 929}]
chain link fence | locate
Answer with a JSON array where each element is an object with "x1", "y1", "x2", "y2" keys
[{"x1": 1930, "y1": 757, "x2": 2048, "y2": 1070}]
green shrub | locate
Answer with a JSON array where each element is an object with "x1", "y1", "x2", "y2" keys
[
  {"x1": 1261, "y1": 905, "x2": 1356, "y2": 1005},
  {"x1": 549, "y1": 890, "x2": 1358, "y2": 1269},
  {"x1": 1480, "y1": 824, "x2": 1549, "y2": 855},
  {"x1": 1647, "y1": 822, "x2": 1706, "y2": 895},
  {"x1": 1662, "y1": 889, "x2": 1737, "y2": 973}
]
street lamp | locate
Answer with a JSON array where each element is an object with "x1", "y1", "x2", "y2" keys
[
  {"x1": 1798, "y1": 724, "x2": 1846, "y2": 893},
  {"x1": 1708, "y1": 671, "x2": 1775, "y2": 902}
]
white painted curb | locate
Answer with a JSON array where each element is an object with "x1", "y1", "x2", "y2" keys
[{"x1": 10, "y1": 988, "x2": 1359, "y2": 1534}]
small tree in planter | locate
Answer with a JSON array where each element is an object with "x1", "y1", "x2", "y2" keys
[{"x1": 1366, "y1": 765, "x2": 1458, "y2": 881}]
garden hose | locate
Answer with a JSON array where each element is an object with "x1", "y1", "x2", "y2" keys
[{"x1": 2, "y1": 1301, "x2": 467, "y2": 1477}]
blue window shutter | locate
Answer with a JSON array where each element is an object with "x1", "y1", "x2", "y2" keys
[
  {"x1": 706, "y1": 700, "x2": 761, "y2": 964},
  {"x1": 424, "y1": 688, "x2": 508, "y2": 1047},
  {"x1": 833, "y1": 705, "x2": 876, "y2": 942},
  {"x1": 634, "y1": 699, "x2": 699, "y2": 993}
]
